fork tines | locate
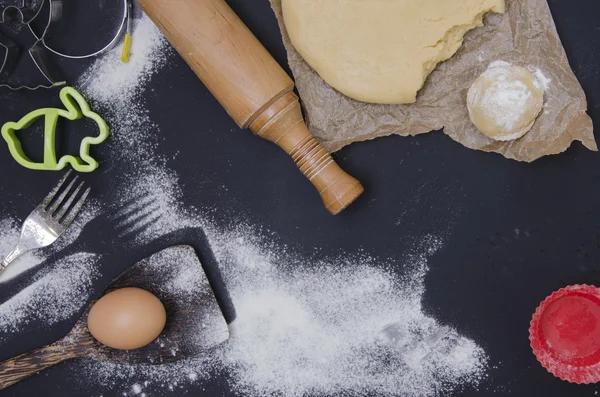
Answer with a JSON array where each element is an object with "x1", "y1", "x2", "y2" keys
[{"x1": 42, "y1": 170, "x2": 91, "y2": 226}]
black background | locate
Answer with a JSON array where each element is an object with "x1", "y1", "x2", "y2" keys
[{"x1": 1, "y1": 0, "x2": 600, "y2": 396}]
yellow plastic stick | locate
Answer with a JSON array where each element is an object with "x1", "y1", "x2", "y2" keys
[{"x1": 121, "y1": 34, "x2": 132, "y2": 63}]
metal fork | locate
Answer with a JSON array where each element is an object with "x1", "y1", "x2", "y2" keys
[{"x1": 0, "y1": 171, "x2": 91, "y2": 273}]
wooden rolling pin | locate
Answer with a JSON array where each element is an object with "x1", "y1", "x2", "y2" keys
[{"x1": 136, "y1": 0, "x2": 363, "y2": 215}]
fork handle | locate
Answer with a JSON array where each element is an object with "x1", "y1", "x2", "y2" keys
[{"x1": 0, "y1": 246, "x2": 25, "y2": 273}]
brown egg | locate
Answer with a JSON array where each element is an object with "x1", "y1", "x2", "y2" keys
[{"x1": 87, "y1": 287, "x2": 167, "y2": 350}]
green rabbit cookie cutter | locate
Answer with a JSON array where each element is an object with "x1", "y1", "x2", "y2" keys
[{"x1": 1, "y1": 86, "x2": 109, "y2": 172}]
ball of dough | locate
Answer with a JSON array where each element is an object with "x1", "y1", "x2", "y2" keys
[{"x1": 467, "y1": 63, "x2": 544, "y2": 141}]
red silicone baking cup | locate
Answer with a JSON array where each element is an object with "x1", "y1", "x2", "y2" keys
[{"x1": 529, "y1": 285, "x2": 600, "y2": 384}]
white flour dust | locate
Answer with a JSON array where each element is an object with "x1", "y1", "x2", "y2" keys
[
  {"x1": 213, "y1": 230, "x2": 487, "y2": 397},
  {"x1": 79, "y1": 227, "x2": 488, "y2": 397},
  {"x1": 78, "y1": 14, "x2": 170, "y2": 165},
  {"x1": 142, "y1": 246, "x2": 207, "y2": 299},
  {"x1": 111, "y1": 166, "x2": 199, "y2": 244},
  {"x1": 75, "y1": 15, "x2": 187, "y2": 251},
  {"x1": 0, "y1": 217, "x2": 43, "y2": 282},
  {"x1": 80, "y1": 15, "x2": 169, "y2": 106},
  {"x1": 138, "y1": 245, "x2": 230, "y2": 350},
  {"x1": 533, "y1": 68, "x2": 552, "y2": 91},
  {"x1": 77, "y1": 14, "x2": 190, "y2": 244},
  {"x1": 0, "y1": 253, "x2": 99, "y2": 337}
]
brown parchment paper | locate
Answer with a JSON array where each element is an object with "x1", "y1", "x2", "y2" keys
[{"x1": 269, "y1": 0, "x2": 597, "y2": 162}]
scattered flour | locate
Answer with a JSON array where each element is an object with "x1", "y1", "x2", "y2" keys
[
  {"x1": 0, "y1": 253, "x2": 99, "y2": 337},
  {"x1": 78, "y1": 14, "x2": 192, "y2": 245},
  {"x1": 132, "y1": 384, "x2": 142, "y2": 394},
  {"x1": 111, "y1": 165, "x2": 200, "y2": 244},
  {"x1": 0, "y1": 217, "x2": 43, "y2": 282},
  {"x1": 80, "y1": 15, "x2": 169, "y2": 106},
  {"x1": 214, "y1": 230, "x2": 487, "y2": 397},
  {"x1": 134, "y1": 245, "x2": 229, "y2": 350},
  {"x1": 77, "y1": 227, "x2": 488, "y2": 397},
  {"x1": 77, "y1": 15, "x2": 195, "y2": 245},
  {"x1": 533, "y1": 68, "x2": 552, "y2": 91},
  {"x1": 142, "y1": 246, "x2": 206, "y2": 299},
  {"x1": 78, "y1": 14, "x2": 170, "y2": 165}
]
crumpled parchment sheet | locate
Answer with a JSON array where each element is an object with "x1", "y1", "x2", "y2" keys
[{"x1": 269, "y1": 0, "x2": 597, "y2": 162}]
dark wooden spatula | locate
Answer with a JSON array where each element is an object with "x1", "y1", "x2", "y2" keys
[{"x1": 0, "y1": 245, "x2": 230, "y2": 390}]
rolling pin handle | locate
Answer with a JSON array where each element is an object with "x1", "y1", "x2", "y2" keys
[{"x1": 250, "y1": 92, "x2": 364, "y2": 214}]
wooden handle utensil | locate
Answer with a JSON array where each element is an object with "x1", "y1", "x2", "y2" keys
[
  {"x1": 136, "y1": 0, "x2": 364, "y2": 214},
  {"x1": 0, "y1": 244, "x2": 229, "y2": 390}
]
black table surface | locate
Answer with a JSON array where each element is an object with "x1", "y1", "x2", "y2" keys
[{"x1": 1, "y1": 0, "x2": 600, "y2": 396}]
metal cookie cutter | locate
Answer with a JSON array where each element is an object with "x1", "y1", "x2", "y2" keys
[
  {"x1": 29, "y1": 0, "x2": 132, "y2": 60},
  {"x1": 0, "y1": 0, "x2": 66, "y2": 90},
  {"x1": 0, "y1": 0, "x2": 132, "y2": 90}
]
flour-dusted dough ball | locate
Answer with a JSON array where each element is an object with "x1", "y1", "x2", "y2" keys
[
  {"x1": 467, "y1": 63, "x2": 545, "y2": 141},
  {"x1": 282, "y1": 0, "x2": 505, "y2": 105}
]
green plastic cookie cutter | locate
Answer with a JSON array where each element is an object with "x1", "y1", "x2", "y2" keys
[{"x1": 1, "y1": 86, "x2": 109, "y2": 172}]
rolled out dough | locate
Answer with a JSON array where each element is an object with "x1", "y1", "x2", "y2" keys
[{"x1": 282, "y1": 0, "x2": 505, "y2": 105}]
